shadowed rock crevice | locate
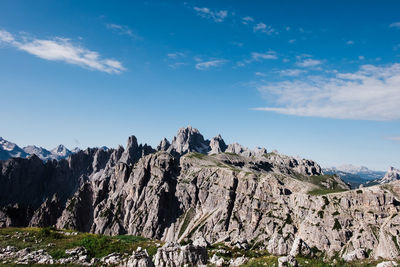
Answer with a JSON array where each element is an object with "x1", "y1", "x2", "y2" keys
[{"x1": 225, "y1": 176, "x2": 239, "y2": 231}]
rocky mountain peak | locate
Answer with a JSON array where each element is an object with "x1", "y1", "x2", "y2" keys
[
  {"x1": 167, "y1": 126, "x2": 210, "y2": 155},
  {"x1": 209, "y1": 134, "x2": 227, "y2": 154},
  {"x1": 379, "y1": 166, "x2": 400, "y2": 184},
  {"x1": 120, "y1": 135, "x2": 155, "y2": 165},
  {"x1": 157, "y1": 138, "x2": 170, "y2": 151},
  {"x1": 51, "y1": 145, "x2": 71, "y2": 156},
  {"x1": 0, "y1": 137, "x2": 28, "y2": 160}
]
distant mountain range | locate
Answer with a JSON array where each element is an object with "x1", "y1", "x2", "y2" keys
[
  {"x1": 0, "y1": 137, "x2": 79, "y2": 161},
  {"x1": 323, "y1": 164, "x2": 386, "y2": 188}
]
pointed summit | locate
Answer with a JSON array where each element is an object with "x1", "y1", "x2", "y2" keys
[
  {"x1": 51, "y1": 144, "x2": 72, "y2": 159},
  {"x1": 157, "y1": 138, "x2": 171, "y2": 151},
  {"x1": 120, "y1": 135, "x2": 155, "y2": 165},
  {"x1": 379, "y1": 166, "x2": 400, "y2": 184},
  {"x1": 209, "y1": 134, "x2": 227, "y2": 154},
  {"x1": 167, "y1": 126, "x2": 210, "y2": 156}
]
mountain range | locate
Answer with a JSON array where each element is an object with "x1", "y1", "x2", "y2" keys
[
  {"x1": 323, "y1": 164, "x2": 386, "y2": 188},
  {"x1": 0, "y1": 137, "x2": 78, "y2": 161},
  {"x1": 0, "y1": 126, "x2": 399, "y2": 264}
]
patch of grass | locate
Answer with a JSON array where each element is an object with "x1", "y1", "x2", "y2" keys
[
  {"x1": 186, "y1": 152, "x2": 207, "y2": 160},
  {"x1": 224, "y1": 152, "x2": 239, "y2": 156},
  {"x1": 392, "y1": 235, "x2": 400, "y2": 252},
  {"x1": 308, "y1": 188, "x2": 347, "y2": 196},
  {"x1": 0, "y1": 227, "x2": 159, "y2": 262},
  {"x1": 178, "y1": 208, "x2": 195, "y2": 238}
]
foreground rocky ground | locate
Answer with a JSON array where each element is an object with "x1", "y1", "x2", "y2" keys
[
  {"x1": 0, "y1": 227, "x2": 398, "y2": 266},
  {"x1": 1, "y1": 127, "x2": 400, "y2": 265}
]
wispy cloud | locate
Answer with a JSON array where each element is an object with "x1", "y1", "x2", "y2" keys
[
  {"x1": 346, "y1": 40, "x2": 354, "y2": 45},
  {"x1": 106, "y1": 23, "x2": 140, "y2": 40},
  {"x1": 242, "y1": 16, "x2": 254, "y2": 24},
  {"x1": 168, "y1": 62, "x2": 187, "y2": 69},
  {"x1": 167, "y1": 52, "x2": 185, "y2": 59},
  {"x1": 237, "y1": 51, "x2": 277, "y2": 67},
  {"x1": 253, "y1": 23, "x2": 275, "y2": 35},
  {"x1": 389, "y1": 22, "x2": 400, "y2": 28},
  {"x1": 0, "y1": 29, "x2": 125, "y2": 74},
  {"x1": 251, "y1": 51, "x2": 278, "y2": 60},
  {"x1": 255, "y1": 72, "x2": 266, "y2": 77},
  {"x1": 385, "y1": 136, "x2": 400, "y2": 141},
  {"x1": 195, "y1": 59, "x2": 226, "y2": 70},
  {"x1": 193, "y1": 7, "x2": 228, "y2": 22},
  {"x1": 296, "y1": 58, "x2": 322, "y2": 67},
  {"x1": 278, "y1": 69, "x2": 306, "y2": 77},
  {"x1": 254, "y1": 63, "x2": 400, "y2": 120}
]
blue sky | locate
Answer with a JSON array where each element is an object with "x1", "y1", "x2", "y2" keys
[{"x1": 0, "y1": 0, "x2": 399, "y2": 170}]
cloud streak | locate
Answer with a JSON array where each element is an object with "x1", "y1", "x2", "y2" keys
[
  {"x1": 296, "y1": 58, "x2": 322, "y2": 67},
  {"x1": 195, "y1": 59, "x2": 226, "y2": 70},
  {"x1": 0, "y1": 29, "x2": 125, "y2": 74},
  {"x1": 385, "y1": 136, "x2": 400, "y2": 141},
  {"x1": 254, "y1": 63, "x2": 400, "y2": 120},
  {"x1": 253, "y1": 23, "x2": 275, "y2": 35},
  {"x1": 106, "y1": 23, "x2": 140, "y2": 40},
  {"x1": 251, "y1": 51, "x2": 278, "y2": 60},
  {"x1": 389, "y1": 22, "x2": 400, "y2": 28},
  {"x1": 193, "y1": 7, "x2": 228, "y2": 22}
]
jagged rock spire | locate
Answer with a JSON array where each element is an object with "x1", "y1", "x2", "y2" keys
[
  {"x1": 209, "y1": 134, "x2": 227, "y2": 154},
  {"x1": 167, "y1": 126, "x2": 210, "y2": 156},
  {"x1": 120, "y1": 135, "x2": 155, "y2": 165}
]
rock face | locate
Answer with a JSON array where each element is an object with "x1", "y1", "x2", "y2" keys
[
  {"x1": 0, "y1": 126, "x2": 399, "y2": 262},
  {"x1": 0, "y1": 137, "x2": 28, "y2": 160},
  {"x1": 379, "y1": 167, "x2": 400, "y2": 184},
  {"x1": 153, "y1": 241, "x2": 208, "y2": 267}
]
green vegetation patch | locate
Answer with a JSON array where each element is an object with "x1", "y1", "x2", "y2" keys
[
  {"x1": 186, "y1": 152, "x2": 208, "y2": 160},
  {"x1": 0, "y1": 227, "x2": 159, "y2": 261},
  {"x1": 308, "y1": 188, "x2": 347, "y2": 196},
  {"x1": 178, "y1": 208, "x2": 196, "y2": 238}
]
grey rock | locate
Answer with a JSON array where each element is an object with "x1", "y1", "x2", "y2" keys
[
  {"x1": 278, "y1": 255, "x2": 298, "y2": 267},
  {"x1": 209, "y1": 134, "x2": 227, "y2": 154},
  {"x1": 229, "y1": 256, "x2": 249, "y2": 266},
  {"x1": 153, "y1": 241, "x2": 208, "y2": 267},
  {"x1": 377, "y1": 261, "x2": 398, "y2": 267},
  {"x1": 379, "y1": 167, "x2": 400, "y2": 184},
  {"x1": 342, "y1": 248, "x2": 367, "y2": 262},
  {"x1": 209, "y1": 254, "x2": 224, "y2": 266}
]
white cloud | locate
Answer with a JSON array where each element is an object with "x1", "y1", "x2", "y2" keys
[
  {"x1": 169, "y1": 62, "x2": 186, "y2": 69},
  {"x1": 296, "y1": 58, "x2": 322, "y2": 67},
  {"x1": 389, "y1": 22, "x2": 400, "y2": 28},
  {"x1": 385, "y1": 136, "x2": 400, "y2": 141},
  {"x1": 255, "y1": 72, "x2": 266, "y2": 77},
  {"x1": 237, "y1": 51, "x2": 277, "y2": 67},
  {"x1": 193, "y1": 7, "x2": 228, "y2": 22},
  {"x1": 0, "y1": 29, "x2": 125, "y2": 74},
  {"x1": 106, "y1": 23, "x2": 140, "y2": 40},
  {"x1": 254, "y1": 63, "x2": 400, "y2": 120},
  {"x1": 195, "y1": 59, "x2": 226, "y2": 70},
  {"x1": 346, "y1": 40, "x2": 354, "y2": 45},
  {"x1": 253, "y1": 23, "x2": 275, "y2": 35},
  {"x1": 251, "y1": 51, "x2": 278, "y2": 60},
  {"x1": 359, "y1": 56, "x2": 365, "y2": 60},
  {"x1": 242, "y1": 16, "x2": 254, "y2": 24},
  {"x1": 288, "y1": 39, "x2": 296, "y2": 44},
  {"x1": 167, "y1": 52, "x2": 185, "y2": 58},
  {"x1": 278, "y1": 69, "x2": 306, "y2": 77}
]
